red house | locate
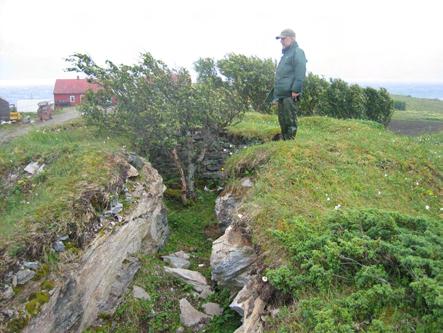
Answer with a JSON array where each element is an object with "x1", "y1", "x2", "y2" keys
[{"x1": 53, "y1": 77, "x2": 101, "y2": 108}]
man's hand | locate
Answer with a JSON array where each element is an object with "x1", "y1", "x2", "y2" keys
[{"x1": 291, "y1": 92, "x2": 300, "y2": 101}]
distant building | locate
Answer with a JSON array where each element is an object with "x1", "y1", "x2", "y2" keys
[
  {"x1": 53, "y1": 77, "x2": 100, "y2": 108},
  {"x1": 0, "y1": 97, "x2": 9, "y2": 121}
]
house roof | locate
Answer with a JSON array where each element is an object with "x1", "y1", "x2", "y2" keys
[{"x1": 53, "y1": 78, "x2": 101, "y2": 95}]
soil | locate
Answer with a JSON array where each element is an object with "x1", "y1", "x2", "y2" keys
[
  {"x1": 388, "y1": 119, "x2": 443, "y2": 136},
  {"x1": 0, "y1": 108, "x2": 81, "y2": 144}
]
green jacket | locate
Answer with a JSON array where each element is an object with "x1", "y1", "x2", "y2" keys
[{"x1": 274, "y1": 41, "x2": 307, "y2": 100}]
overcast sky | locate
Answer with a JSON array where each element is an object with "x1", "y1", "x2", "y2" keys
[{"x1": 1, "y1": 0, "x2": 442, "y2": 85}]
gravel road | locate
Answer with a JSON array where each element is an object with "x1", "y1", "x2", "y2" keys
[{"x1": 0, "y1": 108, "x2": 81, "y2": 145}]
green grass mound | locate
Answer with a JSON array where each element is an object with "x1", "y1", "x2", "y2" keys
[
  {"x1": 0, "y1": 121, "x2": 128, "y2": 276},
  {"x1": 224, "y1": 114, "x2": 442, "y2": 332}
]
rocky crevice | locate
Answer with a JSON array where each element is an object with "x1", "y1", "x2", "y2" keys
[{"x1": 210, "y1": 178, "x2": 277, "y2": 332}]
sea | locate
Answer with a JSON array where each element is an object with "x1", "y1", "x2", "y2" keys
[{"x1": 0, "y1": 82, "x2": 443, "y2": 105}]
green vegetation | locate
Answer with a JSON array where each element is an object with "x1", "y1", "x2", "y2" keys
[
  {"x1": 197, "y1": 54, "x2": 276, "y2": 113},
  {"x1": 90, "y1": 192, "x2": 241, "y2": 332},
  {"x1": 391, "y1": 94, "x2": 443, "y2": 113},
  {"x1": 299, "y1": 74, "x2": 394, "y2": 125},
  {"x1": 224, "y1": 114, "x2": 442, "y2": 332},
  {"x1": 67, "y1": 52, "x2": 243, "y2": 204},
  {"x1": 0, "y1": 120, "x2": 128, "y2": 275}
]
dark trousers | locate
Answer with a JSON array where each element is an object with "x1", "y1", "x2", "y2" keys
[{"x1": 277, "y1": 97, "x2": 298, "y2": 140}]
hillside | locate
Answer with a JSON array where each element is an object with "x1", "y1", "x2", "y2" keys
[{"x1": 225, "y1": 114, "x2": 442, "y2": 332}]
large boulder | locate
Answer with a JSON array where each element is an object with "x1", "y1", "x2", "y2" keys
[{"x1": 210, "y1": 225, "x2": 257, "y2": 288}]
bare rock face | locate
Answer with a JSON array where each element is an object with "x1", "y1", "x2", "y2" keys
[
  {"x1": 23, "y1": 159, "x2": 168, "y2": 333},
  {"x1": 210, "y1": 225, "x2": 257, "y2": 288},
  {"x1": 215, "y1": 193, "x2": 240, "y2": 232},
  {"x1": 230, "y1": 278, "x2": 267, "y2": 333}
]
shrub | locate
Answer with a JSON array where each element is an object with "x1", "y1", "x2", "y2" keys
[{"x1": 266, "y1": 209, "x2": 442, "y2": 332}]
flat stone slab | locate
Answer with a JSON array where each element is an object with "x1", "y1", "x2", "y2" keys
[
  {"x1": 179, "y1": 298, "x2": 210, "y2": 328},
  {"x1": 164, "y1": 267, "x2": 208, "y2": 292}
]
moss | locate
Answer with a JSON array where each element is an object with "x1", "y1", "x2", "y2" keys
[
  {"x1": 33, "y1": 263, "x2": 50, "y2": 280},
  {"x1": 41, "y1": 279, "x2": 55, "y2": 290},
  {"x1": 25, "y1": 299, "x2": 41, "y2": 316},
  {"x1": 7, "y1": 314, "x2": 29, "y2": 331},
  {"x1": 25, "y1": 291, "x2": 50, "y2": 317}
]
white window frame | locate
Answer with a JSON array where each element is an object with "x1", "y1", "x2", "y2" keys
[{"x1": 69, "y1": 95, "x2": 75, "y2": 103}]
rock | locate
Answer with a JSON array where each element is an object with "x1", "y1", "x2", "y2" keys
[
  {"x1": 230, "y1": 278, "x2": 267, "y2": 333},
  {"x1": 162, "y1": 251, "x2": 191, "y2": 269},
  {"x1": 198, "y1": 286, "x2": 213, "y2": 299},
  {"x1": 23, "y1": 261, "x2": 40, "y2": 270},
  {"x1": 127, "y1": 164, "x2": 139, "y2": 178},
  {"x1": 241, "y1": 178, "x2": 254, "y2": 188},
  {"x1": 215, "y1": 193, "x2": 239, "y2": 231},
  {"x1": 179, "y1": 298, "x2": 210, "y2": 328},
  {"x1": 58, "y1": 235, "x2": 69, "y2": 241},
  {"x1": 1, "y1": 309, "x2": 16, "y2": 319},
  {"x1": 24, "y1": 161, "x2": 45, "y2": 175},
  {"x1": 16, "y1": 269, "x2": 36, "y2": 285},
  {"x1": 22, "y1": 161, "x2": 168, "y2": 333},
  {"x1": 176, "y1": 327, "x2": 185, "y2": 333},
  {"x1": 174, "y1": 250, "x2": 191, "y2": 260},
  {"x1": 53, "y1": 240, "x2": 65, "y2": 252},
  {"x1": 210, "y1": 226, "x2": 257, "y2": 288},
  {"x1": 133, "y1": 285, "x2": 150, "y2": 301},
  {"x1": 110, "y1": 201, "x2": 123, "y2": 215},
  {"x1": 164, "y1": 267, "x2": 209, "y2": 293},
  {"x1": 1, "y1": 285, "x2": 14, "y2": 300},
  {"x1": 202, "y1": 302, "x2": 223, "y2": 317},
  {"x1": 128, "y1": 153, "x2": 144, "y2": 169}
]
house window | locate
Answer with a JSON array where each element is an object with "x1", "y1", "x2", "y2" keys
[{"x1": 70, "y1": 95, "x2": 75, "y2": 103}]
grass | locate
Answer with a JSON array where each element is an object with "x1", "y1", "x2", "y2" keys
[
  {"x1": 223, "y1": 113, "x2": 442, "y2": 331},
  {"x1": 391, "y1": 94, "x2": 443, "y2": 122},
  {"x1": 392, "y1": 94, "x2": 443, "y2": 113},
  {"x1": 0, "y1": 120, "x2": 129, "y2": 275},
  {"x1": 88, "y1": 191, "x2": 242, "y2": 332}
]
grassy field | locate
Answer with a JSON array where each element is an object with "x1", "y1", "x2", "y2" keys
[
  {"x1": 392, "y1": 94, "x2": 443, "y2": 113},
  {"x1": 225, "y1": 114, "x2": 442, "y2": 332}
]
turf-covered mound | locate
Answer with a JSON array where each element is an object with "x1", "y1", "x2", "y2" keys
[{"x1": 225, "y1": 115, "x2": 442, "y2": 332}]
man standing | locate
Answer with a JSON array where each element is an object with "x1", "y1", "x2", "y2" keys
[{"x1": 274, "y1": 29, "x2": 307, "y2": 140}]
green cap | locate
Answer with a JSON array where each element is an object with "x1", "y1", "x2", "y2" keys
[{"x1": 275, "y1": 28, "x2": 296, "y2": 39}]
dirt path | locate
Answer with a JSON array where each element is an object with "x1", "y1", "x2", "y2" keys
[{"x1": 0, "y1": 108, "x2": 81, "y2": 144}]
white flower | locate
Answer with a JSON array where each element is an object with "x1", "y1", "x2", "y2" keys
[
  {"x1": 327, "y1": 197, "x2": 331, "y2": 201},
  {"x1": 237, "y1": 214, "x2": 243, "y2": 219},
  {"x1": 384, "y1": 173, "x2": 388, "y2": 177},
  {"x1": 262, "y1": 276, "x2": 268, "y2": 283},
  {"x1": 334, "y1": 204, "x2": 341, "y2": 210},
  {"x1": 425, "y1": 205, "x2": 430, "y2": 210},
  {"x1": 377, "y1": 191, "x2": 382, "y2": 195},
  {"x1": 416, "y1": 181, "x2": 420, "y2": 186}
]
